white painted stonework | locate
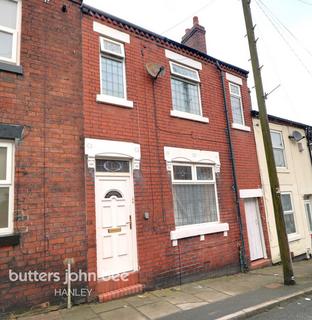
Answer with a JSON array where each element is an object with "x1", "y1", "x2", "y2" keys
[
  {"x1": 165, "y1": 49, "x2": 202, "y2": 70},
  {"x1": 225, "y1": 72, "x2": 243, "y2": 85},
  {"x1": 170, "y1": 223, "x2": 229, "y2": 246},
  {"x1": 93, "y1": 21, "x2": 130, "y2": 43},
  {"x1": 85, "y1": 138, "x2": 141, "y2": 169},
  {"x1": 240, "y1": 188, "x2": 263, "y2": 199},
  {"x1": 164, "y1": 146, "x2": 220, "y2": 173}
]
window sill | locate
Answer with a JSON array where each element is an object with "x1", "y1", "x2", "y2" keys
[
  {"x1": 288, "y1": 234, "x2": 301, "y2": 242},
  {"x1": 0, "y1": 233, "x2": 20, "y2": 247},
  {"x1": 96, "y1": 94, "x2": 134, "y2": 108},
  {"x1": 277, "y1": 168, "x2": 290, "y2": 174},
  {"x1": 0, "y1": 61, "x2": 23, "y2": 75},
  {"x1": 170, "y1": 222, "x2": 229, "y2": 244},
  {"x1": 170, "y1": 110, "x2": 209, "y2": 123},
  {"x1": 231, "y1": 123, "x2": 251, "y2": 132}
]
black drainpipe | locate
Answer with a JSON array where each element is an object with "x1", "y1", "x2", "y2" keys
[
  {"x1": 306, "y1": 126, "x2": 312, "y2": 166},
  {"x1": 216, "y1": 61, "x2": 248, "y2": 272}
]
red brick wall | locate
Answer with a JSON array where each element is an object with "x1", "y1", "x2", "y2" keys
[
  {"x1": 0, "y1": 0, "x2": 85, "y2": 312},
  {"x1": 82, "y1": 14, "x2": 271, "y2": 291}
]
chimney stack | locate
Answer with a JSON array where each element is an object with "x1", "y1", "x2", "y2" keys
[{"x1": 181, "y1": 16, "x2": 207, "y2": 53}]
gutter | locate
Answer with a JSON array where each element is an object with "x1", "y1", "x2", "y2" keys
[
  {"x1": 252, "y1": 110, "x2": 312, "y2": 165},
  {"x1": 251, "y1": 110, "x2": 310, "y2": 129},
  {"x1": 216, "y1": 61, "x2": 248, "y2": 272}
]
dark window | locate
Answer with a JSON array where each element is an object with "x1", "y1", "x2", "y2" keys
[{"x1": 96, "y1": 159, "x2": 130, "y2": 173}]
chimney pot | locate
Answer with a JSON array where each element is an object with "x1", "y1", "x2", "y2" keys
[{"x1": 193, "y1": 16, "x2": 199, "y2": 25}]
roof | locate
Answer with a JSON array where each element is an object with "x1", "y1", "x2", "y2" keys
[
  {"x1": 80, "y1": 3, "x2": 249, "y2": 76},
  {"x1": 251, "y1": 110, "x2": 311, "y2": 129}
]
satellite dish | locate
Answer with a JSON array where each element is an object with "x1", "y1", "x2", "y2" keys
[
  {"x1": 289, "y1": 130, "x2": 304, "y2": 142},
  {"x1": 145, "y1": 63, "x2": 165, "y2": 79}
]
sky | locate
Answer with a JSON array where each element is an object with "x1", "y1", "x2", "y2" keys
[{"x1": 84, "y1": 0, "x2": 312, "y2": 125}]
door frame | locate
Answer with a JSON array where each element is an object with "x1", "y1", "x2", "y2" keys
[
  {"x1": 304, "y1": 200, "x2": 312, "y2": 234},
  {"x1": 244, "y1": 197, "x2": 267, "y2": 261},
  {"x1": 94, "y1": 158, "x2": 139, "y2": 279}
]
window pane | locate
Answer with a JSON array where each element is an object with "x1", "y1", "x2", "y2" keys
[
  {"x1": 173, "y1": 165, "x2": 192, "y2": 180},
  {"x1": 171, "y1": 78, "x2": 200, "y2": 115},
  {"x1": 230, "y1": 95, "x2": 244, "y2": 124},
  {"x1": 0, "y1": 187, "x2": 9, "y2": 229},
  {"x1": 171, "y1": 63, "x2": 198, "y2": 81},
  {"x1": 103, "y1": 39, "x2": 122, "y2": 55},
  {"x1": 101, "y1": 56, "x2": 124, "y2": 98},
  {"x1": 0, "y1": 31, "x2": 13, "y2": 59},
  {"x1": 230, "y1": 83, "x2": 240, "y2": 95},
  {"x1": 281, "y1": 194, "x2": 292, "y2": 211},
  {"x1": 271, "y1": 132, "x2": 283, "y2": 148},
  {"x1": 273, "y1": 149, "x2": 286, "y2": 167},
  {"x1": 284, "y1": 213, "x2": 296, "y2": 234},
  {"x1": 0, "y1": 0, "x2": 17, "y2": 29},
  {"x1": 96, "y1": 159, "x2": 129, "y2": 173},
  {"x1": 196, "y1": 166, "x2": 213, "y2": 180},
  {"x1": 173, "y1": 184, "x2": 218, "y2": 226},
  {"x1": 0, "y1": 147, "x2": 7, "y2": 180}
]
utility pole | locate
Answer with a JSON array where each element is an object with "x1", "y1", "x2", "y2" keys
[{"x1": 241, "y1": 0, "x2": 295, "y2": 285}]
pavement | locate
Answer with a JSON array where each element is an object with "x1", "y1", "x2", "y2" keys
[{"x1": 7, "y1": 259, "x2": 312, "y2": 320}]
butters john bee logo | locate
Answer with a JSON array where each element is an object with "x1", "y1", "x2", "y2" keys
[{"x1": 9, "y1": 269, "x2": 129, "y2": 297}]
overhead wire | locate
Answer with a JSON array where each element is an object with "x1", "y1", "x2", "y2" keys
[
  {"x1": 160, "y1": 0, "x2": 216, "y2": 35},
  {"x1": 255, "y1": 0, "x2": 312, "y2": 78},
  {"x1": 258, "y1": 0, "x2": 312, "y2": 59},
  {"x1": 251, "y1": 2, "x2": 297, "y2": 115}
]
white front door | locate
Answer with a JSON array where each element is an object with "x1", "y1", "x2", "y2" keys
[
  {"x1": 244, "y1": 198, "x2": 265, "y2": 261},
  {"x1": 95, "y1": 171, "x2": 136, "y2": 278}
]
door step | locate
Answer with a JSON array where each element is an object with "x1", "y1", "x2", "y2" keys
[
  {"x1": 250, "y1": 258, "x2": 271, "y2": 270},
  {"x1": 98, "y1": 284, "x2": 144, "y2": 302}
]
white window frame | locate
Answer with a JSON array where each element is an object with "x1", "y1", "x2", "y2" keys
[
  {"x1": 170, "y1": 61, "x2": 200, "y2": 82},
  {"x1": 281, "y1": 192, "x2": 297, "y2": 236},
  {"x1": 271, "y1": 130, "x2": 287, "y2": 168},
  {"x1": 169, "y1": 62, "x2": 208, "y2": 122},
  {"x1": 100, "y1": 37, "x2": 125, "y2": 58},
  {"x1": 171, "y1": 163, "x2": 220, "y2": 227},
  {"x1": 96, "y1": 36, "x2": 133, "y2": 108},
  {"x1": 229, "y1": 82, "x2": 245, "y2": 126},
  {"x1": 0, "y1": 141, "x2": 14, "y2": 235},
  {"x1": 0, "y1": 0, "x2": 22, "y2": 64},
  {"x1": 304, "y1": 200, "x2": 312, "y2": 234},
  {"x1": 100, "y1": 37, "x2": 126, "y2": 97}
]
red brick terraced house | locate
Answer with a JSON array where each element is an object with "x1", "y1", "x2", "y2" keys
[
  {"x1": 0, "y1": 0, "x2": 270, "y2": 312},
  {"x1": 80, "y1": 4, "x2": 271, "y2": 302},
  {"x1": 0, "y1": 0, "x2": 86, "y2": 313}
]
